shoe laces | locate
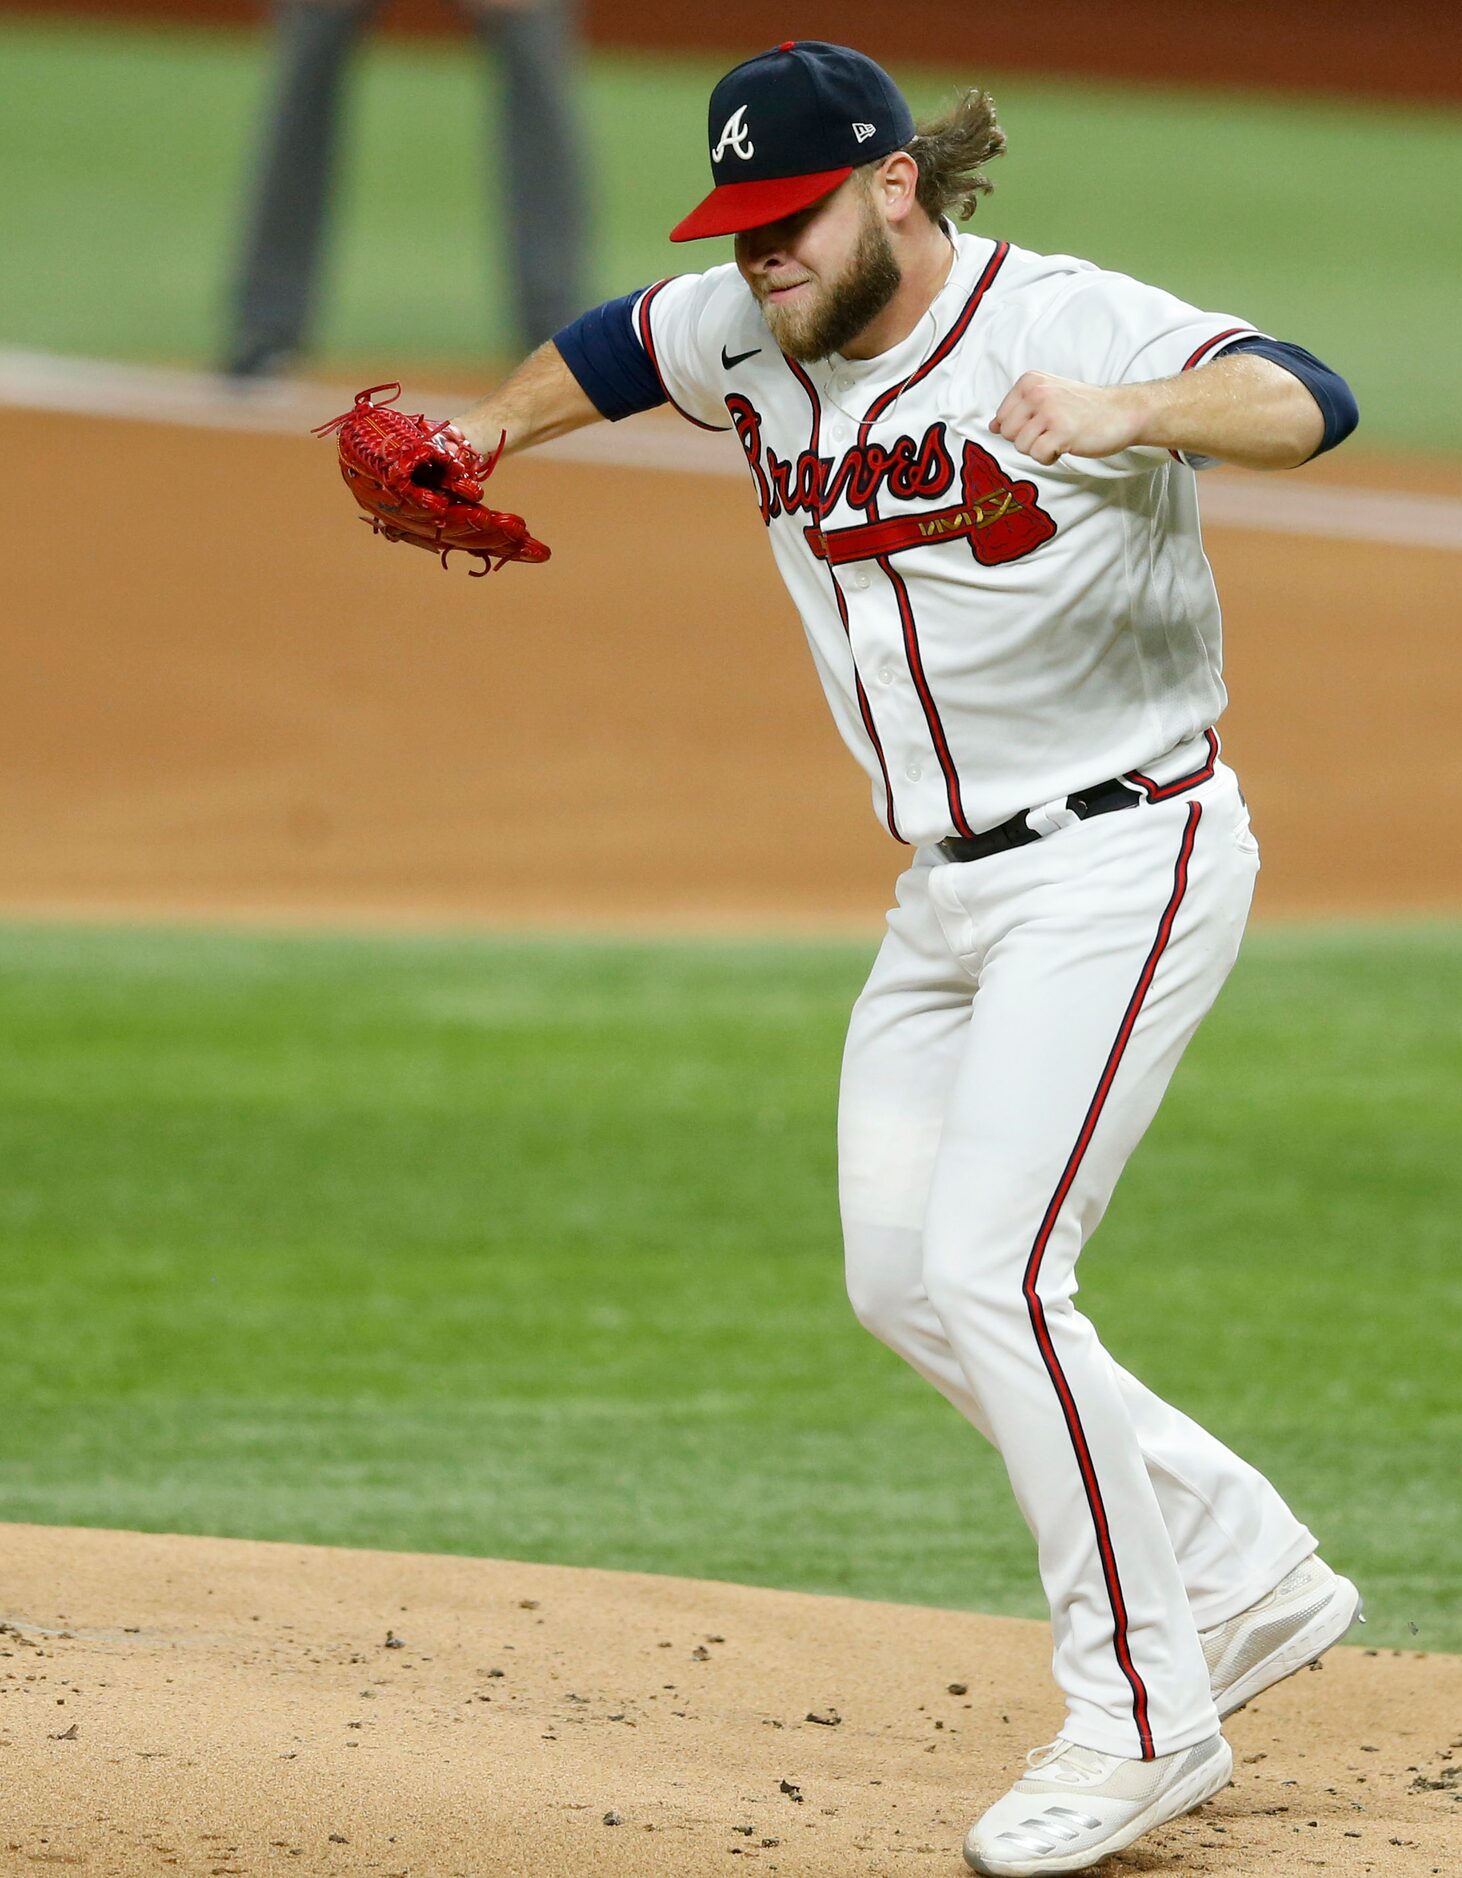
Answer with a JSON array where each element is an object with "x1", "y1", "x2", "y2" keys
[{"x1": 1024, "y1": 1739, "x2": 1116, "y2": 1782}]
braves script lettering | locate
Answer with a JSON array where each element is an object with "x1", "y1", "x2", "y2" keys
[
  {"x1": 726, "y1": 398, "x2": 1056, "y2": 568},
  {"x1": 726, "y1": 398, "x2": 957, "y2": 524}
]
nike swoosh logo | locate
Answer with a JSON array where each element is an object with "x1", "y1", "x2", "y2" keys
[{"x1": 721, "y1": 345, "x2": 762, "y2": 370}]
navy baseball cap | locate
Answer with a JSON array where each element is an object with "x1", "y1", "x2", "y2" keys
[{"x1": 670, "y1": 41, "x2": 916, "y2": 242}]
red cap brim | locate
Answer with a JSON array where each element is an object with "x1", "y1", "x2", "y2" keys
[{"x1": 668, "y1": 167, "x2": 851, "y2": 242}]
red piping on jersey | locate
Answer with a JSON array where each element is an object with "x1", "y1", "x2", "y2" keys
[
  {"x1": 782, "y1": 353, "x2": 904, "y2": 844},
  {"x1": 1181, "y1": 327, "x2": 1254, "y2": 373},
  {"x1": 1124, "y1": 727, "x2": 1220, "y2": 801},
  {"x1": 857, "y1": 240, "x2": 1011, "y2": 439},
  {"x1": 1022, "y1": 797, "x2": 1203, "y2": 1763},
  {"x1": 875, "y1": 555, "x2": 977, "y2": 838},
  {"x1": 845, "y1": 241, "x2": 1011, "y2": 842},
  {"x1": 636, "y1": 280, "x2": 730, "y2": 434},
  {"x1": 837, "y1": 584, "x2": 906, "y2": 845}
]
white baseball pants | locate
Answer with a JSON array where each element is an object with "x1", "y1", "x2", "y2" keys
[{"x1": 839, "y1": 764, "x2": 1315, "y2": 1759}]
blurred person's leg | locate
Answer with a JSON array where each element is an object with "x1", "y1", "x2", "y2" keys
[
  {"x1": 460, "y1": 0, "x2": 589, "y2": 345},
  {"x1": 222, "y1": 0, "x2": 385, "y2": 379}
]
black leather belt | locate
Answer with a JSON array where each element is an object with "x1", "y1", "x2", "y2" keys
[{"x1": 936, "y1": 774, "x2": 1142, "y2": 864}]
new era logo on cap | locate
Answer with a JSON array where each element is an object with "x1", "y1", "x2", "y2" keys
[{"x1": 670, "y1": 40, "x2": 916, "y2": 242}]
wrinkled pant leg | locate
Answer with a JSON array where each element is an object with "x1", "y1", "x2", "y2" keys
[
  {"x1": 915, "y1": 796, "x2": 1253, "y2": 1757},
  {"x1": 840, "y1": 857, "x2": 1311, "y2": 1640},
  {"x1": 845, "y1": 1209, "x2": 1312, "y2": 1633},
  {"x1": 224, "y1": 0, "x2": 383, "y2": 372},
  {"x1": 830, "y1": 785, "x2": 1307, "y2": 1750}
]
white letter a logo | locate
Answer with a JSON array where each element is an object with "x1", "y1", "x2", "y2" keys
[{"x1": 712, "y1": 104, "x2": 755, "y2": 163}]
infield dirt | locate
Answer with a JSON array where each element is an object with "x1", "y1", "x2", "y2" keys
[{"x1": 3, "y1": 1525, "x2": 1457, "y2": 1878}]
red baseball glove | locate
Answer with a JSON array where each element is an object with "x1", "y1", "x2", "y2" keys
[{"x1": 314, "y1": 383, "x2": 549, "y2": 577}]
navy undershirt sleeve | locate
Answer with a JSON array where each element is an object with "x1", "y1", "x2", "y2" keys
[
  {"x1": 552, "y1": 288, "x2": 667, "y2": 422},
  {"x1": 1216, "y1": 336, "x2": 1359, "y2": 458}
]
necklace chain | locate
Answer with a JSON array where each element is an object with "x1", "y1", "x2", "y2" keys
[
  {"x1": 819, "y1": 305, "x2": 941, "y2": 429},
  {"x1": 816, "y1": 237, "x2": 959, "y2": 431}
]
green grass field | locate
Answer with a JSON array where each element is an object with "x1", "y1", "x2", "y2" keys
[
  {"x1": 1, "y1": 17, "x2": 1459, "y2": 448},
  {"x1": 0, "y1": 920, "x2": 1456, "y2": 1650}
]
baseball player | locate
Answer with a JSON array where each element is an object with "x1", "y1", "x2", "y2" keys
[{"x1": 445, "y1": 43, "x2": 1363, "y2": 1875}]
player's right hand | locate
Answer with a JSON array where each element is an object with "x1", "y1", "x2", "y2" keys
[{"x1": 991, "y1": 371, "x2": 1146, "y2": 466}]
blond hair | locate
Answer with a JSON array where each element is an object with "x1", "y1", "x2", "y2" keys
[{"x1": 905, "y1": 88, "x2": 1007, "y2": 222}]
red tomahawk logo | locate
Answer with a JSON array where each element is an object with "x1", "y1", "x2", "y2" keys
[
  {"x1": 933, "y1": 441, "x2": 1056, "y2": 564},
  {"x1": 806, "y1": 441, "x2": 1056, "y2": 568}
]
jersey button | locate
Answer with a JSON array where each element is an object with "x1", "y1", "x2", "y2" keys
[
  {"x1": 877, "y1": 667, "x2": 895, "y2": 685},
  {"x1": 905, "y1": 763, "x2": 922, "y2": 782},
  {"x1": 847, "y1": 569, "x2": 870, "y2": 591}
]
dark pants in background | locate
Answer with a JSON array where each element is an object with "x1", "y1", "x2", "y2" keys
[{"x1": 223, "y1": 0, "x2": 588, "y2": 375}]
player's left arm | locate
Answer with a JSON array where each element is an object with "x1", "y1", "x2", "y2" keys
[{"x1": 992, "y1": 342, "x2": 1356, "y2": 472}]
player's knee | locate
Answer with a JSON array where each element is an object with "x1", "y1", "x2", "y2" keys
[
  {"x1": 920, "y1": 1229, "x2": 1028, "y2": 1338},
  {"x1": 919, "y1": 1156, "x2": 1075, "y2": 1332},
  {"x1": 845, "y1": 1267, "x2": 918, "y2": 1347},
  {"x1": 843, "y1": 1220, "x2": 925, "y2": 1350}
]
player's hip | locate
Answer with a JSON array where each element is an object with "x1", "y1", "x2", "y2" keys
[
  {"x1": 898, "y1": 755, "x2": 1257, "y2": 964},
  {"x1": 866, "y1": 717, "x2": 1225, "y2": 852},
  {"x1": 841, "y1": 762, "x2": 1256, "y2": 1231},
  {"x1": 919, "y1": 726, "x2": 1237, "y2": 860}
]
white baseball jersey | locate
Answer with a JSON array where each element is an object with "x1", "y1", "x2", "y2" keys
[{"x1": 633, "y1": 233, "x2": 1264, "y2": 843}]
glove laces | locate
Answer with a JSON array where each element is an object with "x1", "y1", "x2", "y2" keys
[{"x1": 312, "y1": 383, "x2": 506, "y2": 479}]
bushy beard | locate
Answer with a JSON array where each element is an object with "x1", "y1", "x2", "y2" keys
[{"x1": 757, "y1": 207, "x2": 902, "y2": 362}]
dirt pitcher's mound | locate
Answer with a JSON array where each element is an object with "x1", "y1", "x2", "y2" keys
[{"x1": 0, "y1": 1527, "x2": 1454, "y2": 1877}]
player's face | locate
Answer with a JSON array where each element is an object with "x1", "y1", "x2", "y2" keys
[{"x1": 735, "y1": 174, "x2": 901, "y2": 363}]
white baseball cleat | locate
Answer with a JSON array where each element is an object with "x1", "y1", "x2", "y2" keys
[
  {"x1": 1203, "y1": 1554, "x2": 1364, "y2": 1719},
  {"x1": 962, "y1": 1732, "x2": 1232, "y2": 1876}
]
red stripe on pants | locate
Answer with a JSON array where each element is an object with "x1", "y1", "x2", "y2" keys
[{"x1": 1020, "y1": 799, "x2": 1203, "y2": 1760}]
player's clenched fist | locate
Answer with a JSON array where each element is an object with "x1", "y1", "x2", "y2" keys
[{"x1": 991, "y1": 370, "x2": 1145, "y2": 466}]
